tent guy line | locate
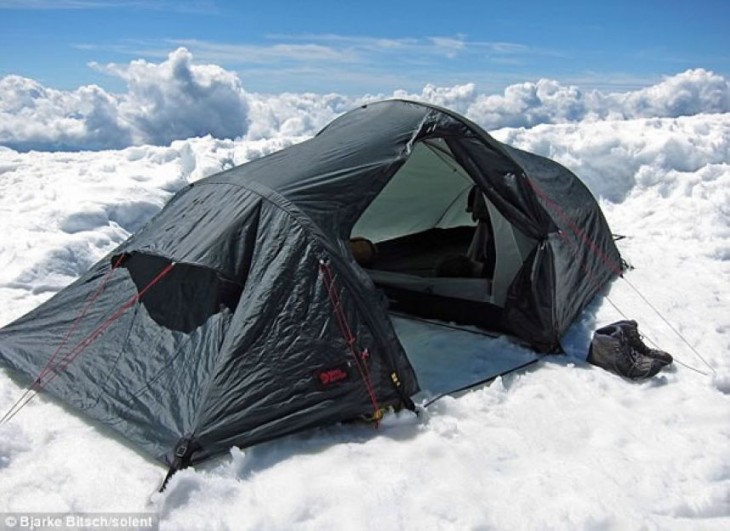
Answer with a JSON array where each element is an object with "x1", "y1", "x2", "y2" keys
[
  {"x1": 0, "y1": 258, "x2": 176, "y2": 425},
  {"x1": 605, "y1": 279, "x2": 715, "y2": 377}
]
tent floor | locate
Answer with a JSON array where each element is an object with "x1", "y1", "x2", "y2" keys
[{"x1": 389, "y1": 314, "x2": 540, "y2": 401}]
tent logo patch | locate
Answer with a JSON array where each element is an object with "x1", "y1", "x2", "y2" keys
[{"x1": 316, "y1": 364, "x2": 350, "y2": 387}]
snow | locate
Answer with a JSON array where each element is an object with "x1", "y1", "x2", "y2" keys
[{"x1": 0, "y1": 68, "x2": 729, "y2": 529}]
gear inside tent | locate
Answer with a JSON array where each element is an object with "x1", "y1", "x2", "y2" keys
[{"x1": 0, "y1": 100, "x2": 623, "y2": 475}]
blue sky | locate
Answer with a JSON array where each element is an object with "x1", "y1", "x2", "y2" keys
[{"x1": 1, "y1": 0, "x2": 728, "y2": 95}]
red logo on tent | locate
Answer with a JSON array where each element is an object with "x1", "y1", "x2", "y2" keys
[{"x1": 317, "y1": 366, "x2": 350, "y2": 387}]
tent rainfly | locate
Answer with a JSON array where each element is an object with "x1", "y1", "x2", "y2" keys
[{"x1": 0, "y1": 100, "x2": 622, "y2": 478}]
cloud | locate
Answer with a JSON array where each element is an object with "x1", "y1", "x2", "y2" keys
[
  {"x1": 0, "y1": 46, "x2": 727, "y2": 153},
  {"x1": 94, "y1": 47, "x2": 249, "y2": 145},
  {"x1": 493, "y1": 113, "x2": 730, "y2": 212},
  {"x1": 459, "y1": 69, "x2": 730, "y2": 129},
  {"x1": 72, "y1": 34, "x2": 566, "y2": 94},
  {"x1": 169, "y1": 39, "x2": 357, "y2": 64},
  {"x1": 393, "y1": 83, "x2": 478, "y2": 115},
  {"x1": 464, "y1": 79, "x2": 595, "y2": 129},
  {"x1": 0, "y1": 48, "x2": 249, "y2": 150},
  {"x1": 99, "y1": 34, "x2": 540, "y2": 72},
  {"x1": 0, "y1": 75, "x2": 131, "y2": 151},
  {"x1": 614, "y1": 68, "x2": 730, "y2": 118},
  {"x1": 427, "y1": 36, "x2": 467, "y2": 58},
  {"x1": 244, "y1": 92, "x2": 354, "y2": 141}
]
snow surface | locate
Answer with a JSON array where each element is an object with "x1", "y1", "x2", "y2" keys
[{"x1": 0, "y1": 63, "x2": 729, "y2": 530}]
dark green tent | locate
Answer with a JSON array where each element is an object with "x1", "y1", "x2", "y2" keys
[{"x1": 0, "y1": 100, "x2": 622, "y2": 473}]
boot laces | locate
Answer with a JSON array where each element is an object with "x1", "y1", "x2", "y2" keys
[{"x1": 625, "y1": 325, "x2": 651, "y2": 356}]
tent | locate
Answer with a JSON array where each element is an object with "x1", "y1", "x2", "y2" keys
[{"x1": 0, "y1": 100, "x2": 622, "y2": 475}]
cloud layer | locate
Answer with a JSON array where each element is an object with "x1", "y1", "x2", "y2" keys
[
  {"x1": 1, "y1": 48, "x2": 248, "y2": 150},
  {"x1": 1, "y1": 48, "x2": 728, "y2": 151}
]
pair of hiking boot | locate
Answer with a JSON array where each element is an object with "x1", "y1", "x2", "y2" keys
[{"x1": 587, "y1": 320, "x2": 673, "y2": 380}]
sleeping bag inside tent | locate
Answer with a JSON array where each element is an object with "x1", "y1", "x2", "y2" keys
[{"x1": 0, "y1": 100, "x2": 622, "y2": 472}]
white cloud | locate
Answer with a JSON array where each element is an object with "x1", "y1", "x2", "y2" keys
[
  {"x1": 95, "y1": 47, "x2": 249, "y2": 145},
  {"x1": 169, "y1": 39, "x2": 358, "y2": 65},
  {"x1": 0, "y1": 47, "x2": 728, "y2": 153},
  {"x1": 393, "y1": 83, "x2": 477, "y2": 115},
  {"x1": 428, "y1": 36, "x2": 467, "y2": 58},
  {"x1": 494, "y1": 114, "x2": 730, "y2": 205},
  {"x1": 614, "y1": 68, "x2": 730, "y2": 118},
  {"x1": 244, "y1": 92, "x2": 354, "y2": 141},
  {"x1": 464, "y1": 79, "x2": 593, "y2": 129},
  {"x1": 461, "y1": 69, "x2": 730, "y2": 129},
  {"x1": 165, "y1": 34, "x2": 538, "y2": 68},
  {"x1": 0, "y1": 74, "x2": 130, "y2": 150},
  {"x1": 0, "y1": 48, "x2": 249, "y2": 150}
]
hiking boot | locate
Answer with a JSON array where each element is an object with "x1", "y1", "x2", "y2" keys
[
  {"x1": 644, "y1": 348, "x2": 673, "y2": 365},
  {"x1": 587, "y1": 322, "x2": 667, "y2": 380},
  {"x1": 621, "y1": 320, "x2": 674, "y2": 365}
]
